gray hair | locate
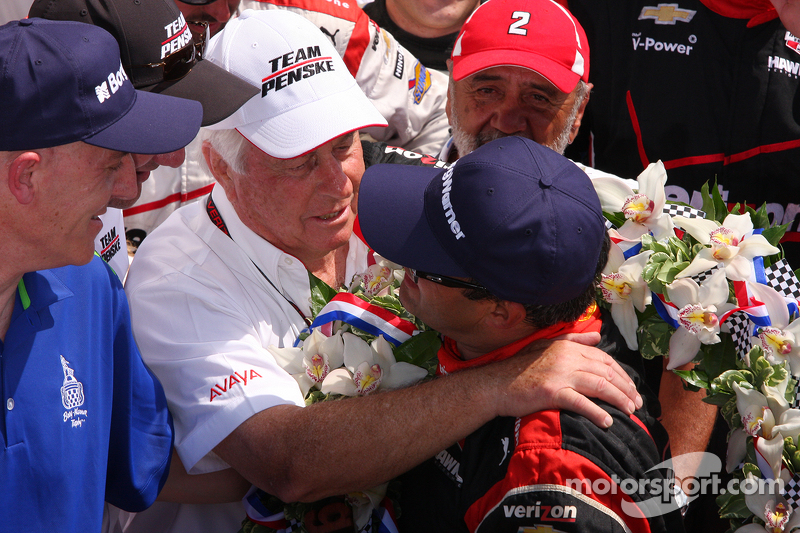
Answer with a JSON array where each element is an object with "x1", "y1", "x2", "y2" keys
[{"x1": 201, "y1": 128, "x2": 249, "y2": 175}]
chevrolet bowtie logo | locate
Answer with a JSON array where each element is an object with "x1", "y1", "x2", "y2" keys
[{"x1": 639, "y1": 3, "x2": 696, "y2": 24}]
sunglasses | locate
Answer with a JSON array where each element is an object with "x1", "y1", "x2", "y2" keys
[
  {"x1": 410, "y1": 269, "x2": 487, "y2": 291},
  {"x1": 128, "y1": 21, "x2": 208, "y2": 82}
]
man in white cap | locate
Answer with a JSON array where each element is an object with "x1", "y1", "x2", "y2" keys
[
  {"x1": 122, "y1": 10, "x2": 643, "y2": 532},
  {"x1": 0, "y1": 17, "x2": 203, "y2": 532}
]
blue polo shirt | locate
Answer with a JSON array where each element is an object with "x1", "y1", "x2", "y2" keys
[{"x1": 0, "y1": 256, "x2": 173, "y2": 532}]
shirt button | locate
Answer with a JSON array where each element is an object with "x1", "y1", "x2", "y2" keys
[
  {"x1": 6, "y1": 398, "x2": 14, "y2": 411},
  {"x1": 284, "y1": 258, "x2": 293, "y2": 265}
]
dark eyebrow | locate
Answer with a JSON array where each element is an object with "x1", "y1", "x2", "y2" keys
[{"x1": 468, "y1": 71, "x2": 561, "y2": 96}]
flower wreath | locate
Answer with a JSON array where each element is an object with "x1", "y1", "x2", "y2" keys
[
  {"x1": 594, "y1": 162, "x2": 800, "y2": 532},
  {"x1": 240, "y1": 256, "x2": 439, "y2": 533}
]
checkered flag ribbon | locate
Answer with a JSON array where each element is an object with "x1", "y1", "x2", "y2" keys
[
  {"x1": 662, "y1": 204, "x2": 706, "y2": 219},
  {"x1": 764, "y1": 259, "x2": 800, "y2": 301},
  {"x1": 783, "y1": 473, "x2": 800, "y2": 509},
  {"x1": 792, "y1": 379, "x2": 800, "y2": 409},
  {"x1": 723, "y1": 311, "x2": 753, "y2": 360},
  {"x1": 690, "y1": 264, "x2": 723, "y2": 286}
]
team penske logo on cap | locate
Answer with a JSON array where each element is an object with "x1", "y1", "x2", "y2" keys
[
  {"x1": 162, "y1": 13, "x2": 192, "y2": 60},
  {"x1": 95, "y1": 61, "x2": 129, "y2": 103},
  {"x1": 261, "y1": 46, "x2": 335, "y2": 97},
  {"x1": 639, "y1": 4, "x2": 696, "y2": 24}
]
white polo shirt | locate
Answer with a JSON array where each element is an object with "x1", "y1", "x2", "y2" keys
[{"x1": 122, "y1": 185, "x2": 369, "y2": 532}]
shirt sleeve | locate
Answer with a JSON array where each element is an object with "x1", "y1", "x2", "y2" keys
[
  {"x1": 126, "y1": 266, "x2": 306, "y2": 474},
  {"x1": 105, "y1": 268, "x2": 173, "y2": 512}
]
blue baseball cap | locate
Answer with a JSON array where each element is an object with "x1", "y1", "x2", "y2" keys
[
  {"x1": 0, "y1": 18, "x2": 202, "y2": 153},
  {"x1": 359, "y1": 137, "x2": 606, "y2": 305}
]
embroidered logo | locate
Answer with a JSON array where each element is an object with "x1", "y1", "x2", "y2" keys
[
  {"x1": 639, "y1": 3, "x2": 696, "y2": 24},
  {"x1": 434, "y1": 449, "x2": 463, "y2": 486},
  {"x1": 99, "y1": 226, "x2": 121, "y2": 264},
  {"x1": 94, "y1": 61, "x2": 129, "y2": 103},
  {"x1": 209, "y1": 369, "x2": 263, "y2": 402},
  {"x1": 61, "y1": 355, "x2": 88, "y2": 428},
  {"x1": 408, "y1": 61, "x2": 431, "y2": 105},
  {"x1": 785, "y1": 31, "x2": 800, "y2": 56},
  {"x1": 500, "y1": 436, "x2": 510, "y2": 465}
]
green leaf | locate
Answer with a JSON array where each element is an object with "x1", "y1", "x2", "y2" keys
[
  {"x1": 703, "y1": 392, "x2": 732, "y2": 407},
  {"x1": 717, "y1": 489, "x2": 750, "y2": 519},
  {"x1": 710, "y1": 180, "x2": 728, "y2": 224},
  {"x1": 701, "y1": 335, "x2": 740, "y2": 382},
  {"x1": 674, "y1": 369, "x2": 710, "y2": 389},
  {"x1": 308, "y1": 272, "x2": 338, "y2": 316},
  {"x1": 761, "y1": 223, "x2": 789, "y2": 249},
  {"x1": 393, "y1": 330, "x2": 441, "y2": 370},
  {"x1": 603, "y1": 211, "x2": 626, "y2": 229},
  {"x1": 637, "y1": 317, "x2": 673, "y2": 360},
  {"x1": 750, "y1": 204, "x2": 772, "y2": 232},
  {"x1": 700, "y1": 182, "x2": 716, "y2": 220}
]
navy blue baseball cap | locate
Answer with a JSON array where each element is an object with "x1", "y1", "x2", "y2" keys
[
  {"x1": 359, "y1": 137, "x2": 606, "y2": 305},
  {"x1": 0, "y1": 18, "x2": 202, "y2": 153}
]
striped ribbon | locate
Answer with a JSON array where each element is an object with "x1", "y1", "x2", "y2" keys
[{"x1": 301, "y1": 292, "x2": 417, "y2": 347}]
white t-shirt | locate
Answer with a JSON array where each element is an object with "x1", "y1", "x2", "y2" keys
[{"x1": 122, "y1": 185, "x2": 369, "y2": 532}]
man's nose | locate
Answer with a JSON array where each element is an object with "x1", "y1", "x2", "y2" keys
[
  {"x1": 489, "y1": 98, "x2": 528, "y2": 135},
  {"x1": 153, "y1": 148, "x2": 186, "y2": 168},
  {"x1": 111, "y1": 154, "x2": 139, "y2": 201}
]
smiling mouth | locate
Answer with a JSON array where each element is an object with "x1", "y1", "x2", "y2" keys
[{"x1": 318, "y1": 209, "x2": 344, "y2": 221}]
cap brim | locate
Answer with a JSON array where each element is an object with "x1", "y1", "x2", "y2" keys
[
  {"x1": 84, "y1": 89, "x2": 202, "y2": 154},
  {"x1": 150, "y1": 59, "x2": 260, "y2": 127},
  {"x1": 231, "y1": 81, "x2": 387, "y2": 159},
  {"x1": 359, "y1": 164, "x2": 469, "y2": 278},
  {"x1": 452, "y1": 49, "x2": 580, "y2": 94}
]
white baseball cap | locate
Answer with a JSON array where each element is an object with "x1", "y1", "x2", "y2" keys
[{"x1": 204, "y1": 9, "x2": 387, "y2": 159}]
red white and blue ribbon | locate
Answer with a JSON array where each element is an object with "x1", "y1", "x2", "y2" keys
[
  {"x1": 299, "y1": 292, "x2": 417, "y2": 347},
  {"x1": 652, "y1": 292, "x2": 680, "y2": 329},
  {"x1": 243, "y1": 487, "x2": 296, "y2": 532}
]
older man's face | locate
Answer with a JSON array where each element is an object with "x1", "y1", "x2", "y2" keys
[
  {"x1": 219, "y1": 132, "x2": 365, "y2": 262},
  {"x1": 447, "y1": 66, "x2": 588, "y2": 156}
]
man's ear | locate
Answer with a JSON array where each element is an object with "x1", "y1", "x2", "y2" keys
[
  {"x1": 568, "y1": 82, "x2": 592, "y2": 143},
  {"x1": 6, "y1": 152, "x2": 41, "y2": 205},
  {"x1": 202, "y1": 141, "x2": 237, "y2": 203},
  {"x1": 485, "y1": 300, "x2": 528, "y2": 330}
]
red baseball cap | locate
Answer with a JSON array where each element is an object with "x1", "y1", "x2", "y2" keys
[{"x1": 450, "y1": 0, "x2": 589, "y2": 94}]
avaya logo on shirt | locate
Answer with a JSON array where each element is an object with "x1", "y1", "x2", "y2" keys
[{"x1": 209, "y1": 369, "x2": 263, "y2": 401}]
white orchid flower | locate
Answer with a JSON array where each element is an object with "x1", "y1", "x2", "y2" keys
[
  {"x1": 268, "y1": 329, "x2": 345, "y2": 396},
  {"x1": 745, "y1": 281, "x2": 800, "y2": 377},
  {"x1": 664, "y1": 269, "x2": 735, "y2": 369},
  {"x1": 361, "y1": 264, "x2": 394, "y2": 297},
  {"x1": 592, "y1": 161, "x2": 674, "y2": 241},
  {"x1": 732, "y1": 379, "x2": 800, "y2": 481},
  {"x1": 739, "y1": 472, "x2": 799, "y2": 533},
  {"x1": 727, "y1": 427, "x2": 748, "y2": 473},
  {"x1": 673, "y1": 213, "x2": 780, "y2": 281},
  {"x1": 599, "y1": 242, "x2": 652, "y2": 350},
  {"x1": 321, "y1": 333, "x2": 428, "y2": 396}
]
